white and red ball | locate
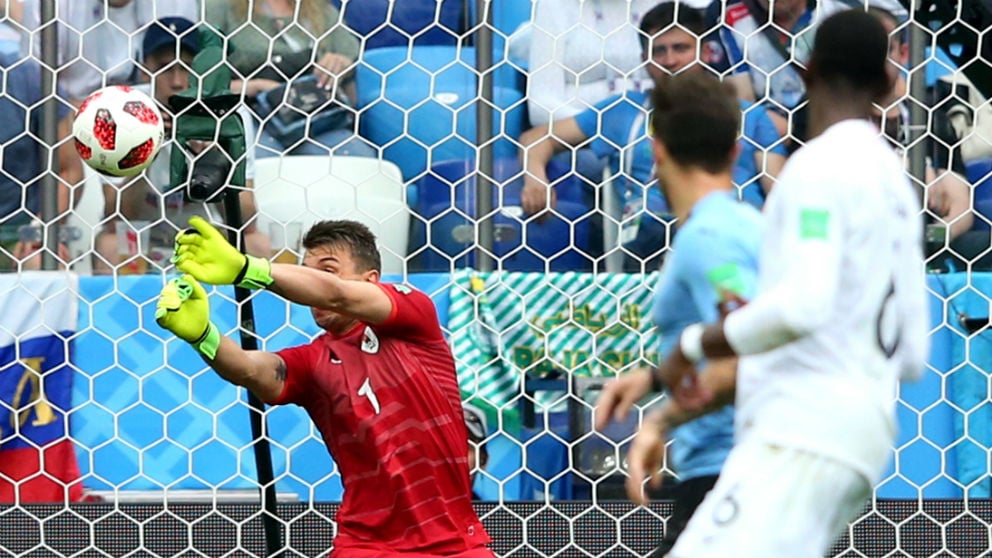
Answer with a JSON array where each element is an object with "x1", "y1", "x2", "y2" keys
[{"x1": 72, "y1": 85, "x2": 165, "y2": 178}]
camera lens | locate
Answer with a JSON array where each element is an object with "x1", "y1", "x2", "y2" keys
[{"x1": 186, "y1": 146, "x2": 232, "y2": 203}]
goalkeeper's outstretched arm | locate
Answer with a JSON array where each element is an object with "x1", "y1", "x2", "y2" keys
[
  {"x1": 204, "y1": 336, "x2": 286, "y2": 403},
  {"x1": 155, "y1": 275, "x2": 286, "y2": 402},
  {"x1": 173, "y1": 216, "x2": 394, "y2": 326},
  {"x1": 266, "y1": 263, "x2": 393, "y2": 324}
]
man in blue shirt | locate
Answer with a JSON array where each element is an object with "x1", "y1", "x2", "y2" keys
[
  {"x1": 595, "y1": 71, "x2": 761, "y2": 556},
  {"x1": 519, "y1": 3, "x2": 785, "y2": 272}
]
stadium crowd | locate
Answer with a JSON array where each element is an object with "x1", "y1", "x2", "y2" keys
[{"x1": 0, "y1": 0, "x2": 985, "y2": 275}]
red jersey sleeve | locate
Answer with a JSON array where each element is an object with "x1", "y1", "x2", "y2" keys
[
  {"x1": 269, "y1": 339, "x2": 323, "y2": 406},
  {"x1": 374, "y1": 283, "x2": 446, "y2": 343}
]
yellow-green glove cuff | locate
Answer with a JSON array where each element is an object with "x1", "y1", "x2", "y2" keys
[
  {"x1": 233, "y1": 255, "x2": 274, "y2": 290},
  {"x1": 192, "y1": 322, "x2": 221, "y2": 360}
]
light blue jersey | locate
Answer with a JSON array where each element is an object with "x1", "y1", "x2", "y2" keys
[{"x1": 651, "y1": 190, "x2": 762, "y2": 480}]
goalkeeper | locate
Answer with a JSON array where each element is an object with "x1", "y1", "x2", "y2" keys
[{"x1": 155, "y1": 217, "x2": 493, "y2": 558}]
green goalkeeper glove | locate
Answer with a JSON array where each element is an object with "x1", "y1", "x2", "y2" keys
[
  {"x1": 155, "y1": 275, "x2": 221, "y2": 359},
  {"x1": 173, "y1": 216, "x2": 273, "y2": 290}
]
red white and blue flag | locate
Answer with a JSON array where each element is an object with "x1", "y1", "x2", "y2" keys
[{"x1": 0, "y1": 272, "x2": 82, "y2": 503}]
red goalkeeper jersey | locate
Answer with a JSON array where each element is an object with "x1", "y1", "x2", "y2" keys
[{"x1": 271, "y1": 283, "x2": 490, "y2": 555}]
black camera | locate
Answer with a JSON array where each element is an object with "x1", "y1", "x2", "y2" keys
[
  {"x1": 186, "y1": 146, "x2": 233, "y2": 204},
  {"x1": 168, "y1": 44, "x2": 247, "y2": 203}
]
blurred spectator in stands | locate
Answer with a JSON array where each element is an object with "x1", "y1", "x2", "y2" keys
[
  {"x1": 816, "y1": 0, "x2": 906, "y2": 20},
  {"x1": 867, "y1": 7, "x2": 973, "y2": 245},
  {"x1": 21, "y1": 0, "x2": 199, "y2": 105},
  {"x1": 203, "y1": 0, "x2": 375, "y2": 158},
  {"x1": 93, "y1": 17, "x2": 270, "y2": 275},
  {"x1": 718, "y1": 0, "x2": 816, "y2": 140},
  {"x1": 463, "y1": 404, "x2": 489, "y2": 500},
  {"x1": 859, "y1": 6, "x2": 981, "y2": 269},
  {"x1": 0, "y1": 10, "x2": 81, "y2": 271},
  {"x1": 527, "y1": 0, "x2": 659, "y2": 186},
  {"x1": 521, "y1": 3, "x2": 786, "y2": 272},
  {"x1": 528, "y1": 0, "x2": 660, "y2": 126}
]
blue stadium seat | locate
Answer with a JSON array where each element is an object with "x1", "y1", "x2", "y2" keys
[
  {"x1": 357, "y1": 46, "x2": 526, "y2": 183},
  {"x1": 357, "y1": 46, "x2": 474, "y2": 107},
  {"x1": 356, "y1": 45, "x2": 524, "y2": 109},
  {"x1": 407, "y1": 157, "x2": 594, "y2": 272},
  {"x1": 969, "y1": 158, "x2": 992, "y2": 230},
  {"x1": 332, "y1": 0, "x2": 465, "y2": 50}
]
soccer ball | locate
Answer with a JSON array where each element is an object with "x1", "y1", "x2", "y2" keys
[{"x1": 72, "y1": 85, "x2": 165, "y2": 178}]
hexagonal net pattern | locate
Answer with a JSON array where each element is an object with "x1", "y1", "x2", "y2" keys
[{"x1": 1, "y1": 1, "x2": 991, "y2": 557}]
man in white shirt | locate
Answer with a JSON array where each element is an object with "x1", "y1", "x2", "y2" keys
[
  {"x1": 22, "y1": 0, "x2": 199, "y2": 104},
  {"x1": 623, "y1": 10, "x2": 930, "y2": 558}
]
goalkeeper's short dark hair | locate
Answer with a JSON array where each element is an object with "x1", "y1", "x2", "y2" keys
[
  {"x1": 650, "y1": 71, "x2": 740, "y2": 174},
  {"x1": 807, "y1": 9, "x2": 890, "y2": 100},
  {"x1": 303, "y1": 220, "x2": 382, "y2": 273}
]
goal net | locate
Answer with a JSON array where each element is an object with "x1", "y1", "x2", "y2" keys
[{"x1": 1, "y1": 0, "x2": 990, "y2": 556}]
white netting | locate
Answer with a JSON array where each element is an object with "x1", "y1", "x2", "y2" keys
[{"x1": 1, "y1": 0, "x2": 990, "y2": 556}]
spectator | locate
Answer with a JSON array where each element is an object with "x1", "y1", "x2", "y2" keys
[
  {"x1": 718, "y1": 0, "x2": 816, "y2": 138},
  {"x1": 0, "y1": 18, "x2": 81, "y2": 271},
  {"x1": 22, "y1": 0, "x2": 199, "y2": 105},
  {"x1": 527, "y1": 0, "x2": 659, "y2": 186},
  {"x1": 463, "y1": 403, "x2": 489, "y2": 500},
  {"x1": 93, "y1": 16, "x2": 270, "y2": 274},
  {"x1": 528, "y1": 0, "x2": 659, "y2": 126},
  {"x1": 203, "y1": 0, "x2": 375, "y2": 158},
  {"x1": 520, "y1": 3, "x2": 786, "y2": 272},
  {"x1": 866, "y1": 7, "x2": 972, "y2": 242},
  {"x1": 858, "y1": 6, "x2": 982, "y2": 269}
]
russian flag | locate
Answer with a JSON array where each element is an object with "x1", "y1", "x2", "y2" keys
[{"x1": 0, "y1": 272, "x2": 82, "y2": 503}]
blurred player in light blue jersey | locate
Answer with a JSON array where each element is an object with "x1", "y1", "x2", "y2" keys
[
  {"x1": 595, "y1": 71, "x2": 760, "y2": 557},
  {"x1": 628, "y1": 10, "x2": 929, "y2": 558}
]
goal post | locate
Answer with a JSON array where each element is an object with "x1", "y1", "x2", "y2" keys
[{"x1": 0, "y1": 1, "x2": 990, "y2": 556}]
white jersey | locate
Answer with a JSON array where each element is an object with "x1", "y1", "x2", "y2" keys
[{"x1": 727, "y1": 119, "x2": 929, "y2": 482}]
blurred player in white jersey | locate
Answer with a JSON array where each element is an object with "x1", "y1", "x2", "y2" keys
[{"x1": 625, "y1": 9, "x2": 930, "y2": 558}]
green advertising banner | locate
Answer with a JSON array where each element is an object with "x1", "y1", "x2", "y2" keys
[{"x1": 448, "y1": 270, "x2": 661, "y2": 429}]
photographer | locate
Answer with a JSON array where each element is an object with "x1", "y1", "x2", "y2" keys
[
  {"x1": 203, "y1": 0, "x2": 375, "y2": 158},
  {"x1": 94, "y1": 17, "x2": 270, "y2": 274}
]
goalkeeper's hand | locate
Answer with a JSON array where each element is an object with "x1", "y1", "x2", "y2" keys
[
  {"x1": 173, "y1": 216, "x2": 273, "y2": 289},
  {"x1": 154, "y1": 275, "x2": 221, "y2": 359}
]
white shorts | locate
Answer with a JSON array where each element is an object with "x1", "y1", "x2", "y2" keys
[{"x1": 667, "y1": 439, "x2": 872, "y2": 558}]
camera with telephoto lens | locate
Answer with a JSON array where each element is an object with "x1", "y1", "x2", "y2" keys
[
  {"x1": 168, "y1": 44, "x2": 247, "y2": 203},
  {"x1": 185, "y1": 145, "x2": 233, "y2": 204}
]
